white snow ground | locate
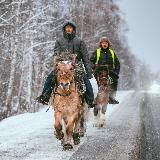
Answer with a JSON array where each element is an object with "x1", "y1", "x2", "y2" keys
[
  {"x1": 1, "y1": 78, "x2": 159, "y2": 160},
  {"x1": 0, "y1": 89, "x2": 132, "y2": 160}
]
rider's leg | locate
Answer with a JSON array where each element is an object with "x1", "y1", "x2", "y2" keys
[
  {"x1": 83, "y1": 77, "x2": 94, "y2": 107},
  {"x1": 37, "y1": 71, "x2": 55, "y2": 105}
]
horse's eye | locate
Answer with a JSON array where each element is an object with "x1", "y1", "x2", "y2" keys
[{"x1": 70, "y1": 67, "x2": 74, "y2": 70}]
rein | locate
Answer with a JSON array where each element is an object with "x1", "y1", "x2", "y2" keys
[{"x1": 54, "y1": 76, "x2": 74, "y2": 97}]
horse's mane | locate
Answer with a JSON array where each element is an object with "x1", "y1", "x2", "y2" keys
[{"x1": 53, "y1": 52, "x2": 86, "y2": 95}]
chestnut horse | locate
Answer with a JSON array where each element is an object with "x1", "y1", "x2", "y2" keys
[
  {"x1": 51, "y1": 54, "x2": 86, "y2": 150},
  {"x1": 93, "y1": 66, "x2": 111, "y2": 127}
]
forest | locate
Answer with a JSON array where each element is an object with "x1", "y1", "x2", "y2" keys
[{"x1": 0, "y1": 0, "x2": 153, "y2": 120}]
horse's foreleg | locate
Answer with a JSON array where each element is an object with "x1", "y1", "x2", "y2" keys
[
  {"x1": 93, "y1": 104, "x2": 101, "y2": 127},
  {"x1": 93, "y1": 105, "x2": 99, "y2": 116},
  {"x1": 79, "y1": 117, "x2": 85, "y2": 137},
  {"x1": 78, "y1": 110, "x2": 87, "y2": 137},
  {"x1": 54, "y1": 112, "x2": 64, "y2": 140},
  {"x1": 64, "y1": 113, "x2": 77, "y2": 146},
  {"x1": 79, "y1": 104, "x2": 88, "y2": 137},
  {"x1": 102, "y1": 104, "x2": 107, "y2": 114}
]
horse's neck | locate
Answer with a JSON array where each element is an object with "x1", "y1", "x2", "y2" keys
[{"x1": 98, "y1": 85, "x2": 108, "y2": 93}]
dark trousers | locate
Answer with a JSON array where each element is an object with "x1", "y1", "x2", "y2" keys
[
  {"x1": 110, "y1": 80, "x2": 118, "y2": 91},
  {"x1": 42, "y1": 71, "x2": 54, "y2": 96},
  {"x1": 109, "y1": 70, "x2": 119, "y2": 91},
  {"x1": 42, "y1": 71, "x2": 94, "y2": 103},
  {"x1": 83, "y1": 77, "x2": 94, "y2": 102}
]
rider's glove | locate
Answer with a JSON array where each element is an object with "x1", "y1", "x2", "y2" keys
[{"x1": 95, "y1": 64, "x2": 99, "y2": 69}]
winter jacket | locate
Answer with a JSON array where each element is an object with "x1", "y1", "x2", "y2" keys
[
  {"x1": 54, "y1": 21, "x2": 93, "y2": 79},
  {"x1": 90, "y1": 47, "x2": 120, "y2": 75}
]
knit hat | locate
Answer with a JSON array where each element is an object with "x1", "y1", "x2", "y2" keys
[{"x1": 99, "y1": 37, "x2": 111, "y2": 47}]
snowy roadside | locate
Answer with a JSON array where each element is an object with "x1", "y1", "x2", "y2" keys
[{"x1": 0, "y1": 89, "x2": 133, "y2": 160}]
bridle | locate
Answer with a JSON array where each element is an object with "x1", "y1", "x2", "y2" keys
[
  {"x1": 54, "y1": 80, "x2": 74, "y2": 97},
  {"x1": 54, "y1": 63, "x2": 75, "y2": 97},
  {"x1": 54, "y1": 91, "x2": 72, "y2": 97},
  {"x1": 97, "y1": 70, "x2": 112, "y2": 85}
]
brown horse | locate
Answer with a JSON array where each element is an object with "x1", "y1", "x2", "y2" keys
[
  {"x1": 51, "y1": 54, "x2": 86, "y2": 150},
  {"x1": 93, "y1": 67, "x2": 111, "y2": 127}
]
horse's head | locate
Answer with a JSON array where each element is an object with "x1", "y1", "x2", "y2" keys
[
  {"x1": 54, "y1": 54, "x2": 76, "y2": 91},
  {"x1": 96, "y1": 66, "x2": 109, "y2": 87}
]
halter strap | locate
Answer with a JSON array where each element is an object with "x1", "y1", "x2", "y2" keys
[{"x1": 54, "y1": 91, "x2": 71, "y2": 97}]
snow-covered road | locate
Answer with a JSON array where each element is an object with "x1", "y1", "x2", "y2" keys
[
  {"x1": 0, "y1": 91, "x2": 131, "y2": 160},
  {"x1": 1, "y1": 88, "x2": 160, "y2": 160}
]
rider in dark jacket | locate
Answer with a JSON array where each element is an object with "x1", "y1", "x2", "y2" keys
[
  {"x1": 37, "y1": 21, "x2": 94, "y2": 107},
  {"x1": 90, "y1": 37, "x2": 120, "y2": 104}
]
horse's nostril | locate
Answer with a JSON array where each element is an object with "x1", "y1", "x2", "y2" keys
[
  {"x1": 60, "y1": 83, "x2": 70, "y2": 90},
  {"x1": 65, "y1": 83, "x2": 69, "y2": 86}
]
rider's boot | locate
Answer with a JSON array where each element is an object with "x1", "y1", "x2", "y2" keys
[
  {"x1": 109, "y1": 91, "x2": 119, "y2": 104},
  {"x1": 36, "y1": 89, "x2": 52, "y2": 105},
  {"x1": 36, "y1": 71, "x2": 55, "y2": 105}
]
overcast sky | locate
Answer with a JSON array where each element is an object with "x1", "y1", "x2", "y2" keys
[{"x1": 118, "y1": 0, "x2": 160, "y2": 73}]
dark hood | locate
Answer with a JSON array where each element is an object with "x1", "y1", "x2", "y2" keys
[{"x1": 63, "y1": 21, "x2": 76, "y2": 40}]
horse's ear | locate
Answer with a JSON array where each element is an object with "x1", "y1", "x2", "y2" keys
[
  {"x1": 53, "y1": 56, "x2": 59, "y2": 68},
  {"x1": 71, "y1": 54, "x2": 77, "y2": 64}
]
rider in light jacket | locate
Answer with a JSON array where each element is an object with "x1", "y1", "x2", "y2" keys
[{"x1": 90, "y1": 37, "x2": 120, "y2": 104}]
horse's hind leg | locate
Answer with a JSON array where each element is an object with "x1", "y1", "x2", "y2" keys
[
  {"x1": 73, "y1": 132, "x2": 80, "y2": 145},
  {"x1": 93, "y1": 106, "x2": 98, "y2": 116},
  {"x1": 99, "y1": 105, "x2": 107, "y2": 127},
  {"x1": 73, "y1": 115, "x2": 81, "y2": 145},
  {"x1": 54, "y1": 112, "x2": 64, "y2": 140},
  {"x1": 79, "y1": 117, "x2": 86, "y2": 137},
  {"x1": 79, "y1": 104, "x2": 88, "y2": 137},
  {"x1": 93, "y1": 105, "x2": 100, "y2": 127}
]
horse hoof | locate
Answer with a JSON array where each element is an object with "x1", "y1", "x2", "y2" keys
[
  {"x1": 63, "y1": 143, "x2": 73, "y2": 150},
  {"x1": 56, "y1": 134, "x2": 64, "y2": 140},
  {"x1": 54, "y1": 131, "x2": 64, "y2": 140},
  {"x1": 79, "y1": 132, "x2": 84, "y2": 137},
  {"x1": 93, "y1": 109, "x2": 98, "y2": 116},
  {"x1": 79, "y1": 128, "x2": 86, "y2": 137},
  {"x1": 99, "y1": 123, "x2": 104, "y2": 127},
  {"x1": 74, "y1": 139, "x2": 80, "y2": 145}
]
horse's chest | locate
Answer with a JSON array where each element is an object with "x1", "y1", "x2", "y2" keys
[
  {"x1": 53, "y1": 95, "x2": 80, "y2": 113},
  {"x1": 96, "y1": 93, "x2": 109, "y2": 104}
]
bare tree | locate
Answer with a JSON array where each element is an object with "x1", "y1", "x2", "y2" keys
[{"x1": 0, "y1": 0, "x2": 152, "y2": 120}]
